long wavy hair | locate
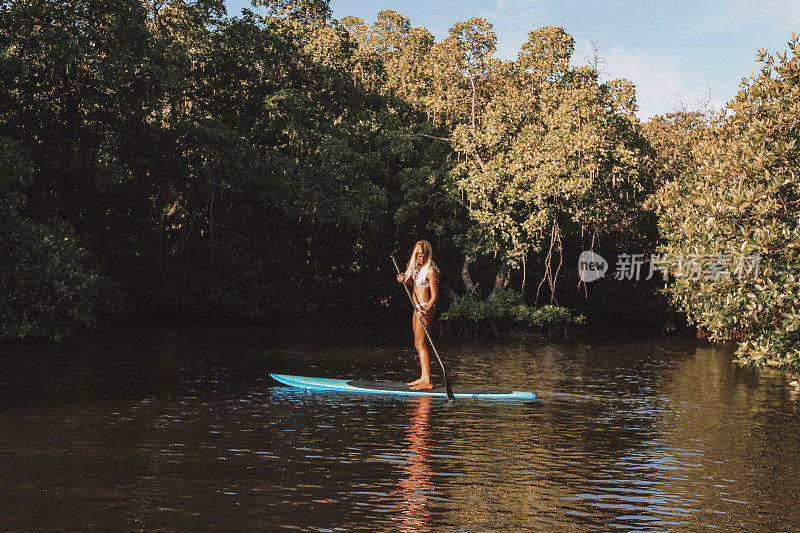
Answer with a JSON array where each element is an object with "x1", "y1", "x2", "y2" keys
[{"x1": 403, "y1": 240, "x2": 439, "y2": 282}]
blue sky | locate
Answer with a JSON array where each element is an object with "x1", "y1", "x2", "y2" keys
[{"x1": 222, "y1": 0, "x2": 800, "y2": 120}]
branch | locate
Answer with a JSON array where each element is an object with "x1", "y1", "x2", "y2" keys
[
  {"x1": 472, "y1": 150, "x2": 487, "y2": 171},
  {"x1": 461, "y1": 254, "x2": 475, "y2": 293},
  {"x1": 487, "y1": 262, "x2": 509, "y2": 301},
  {"x1": 410, "y1": 132, "x2": 466, "y2": 144},
  {"x1": 165, "y1": 197, "x2": 181, "y2": 217}
]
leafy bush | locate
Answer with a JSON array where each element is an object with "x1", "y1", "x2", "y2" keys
[
  {"x1": 440, "y1": 289, "x2": 584, "y2": 339},
  {"x1": 0, "y1": 220, "x2": 103, "y2": 341},
  {"x1": 0, "y1": 138, "x2": 125, "y2": 341}
]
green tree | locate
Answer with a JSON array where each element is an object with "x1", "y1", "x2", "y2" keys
[
  {"x1": 450, "y1": 26, "x2": 655, "y2": 299},
  {"x1": 251, "y1": 0, "x2": 331, "y2": 25},
  {"x1": 650, "y1": 33, "x2": 800, "y2": 369},
  {"x1": 0, "y1": 137, "x2": 121, "y2": 341},
  {"x1": 641, "y1": 111, "x2": 710, "y2": 187}
]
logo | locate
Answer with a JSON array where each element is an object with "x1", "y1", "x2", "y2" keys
[{"x1": 578, "y1": 251, "x2": 608, "y2": 283}]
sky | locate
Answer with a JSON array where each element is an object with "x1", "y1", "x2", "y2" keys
[{"x1": 222, "y1": 0, "x2": 800, "y2": 121}]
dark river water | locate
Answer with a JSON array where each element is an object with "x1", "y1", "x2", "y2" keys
[{"x1": 1, "y1": 323, "x2": 799, "y2": 531}]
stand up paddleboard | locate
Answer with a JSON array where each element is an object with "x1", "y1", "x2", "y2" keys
[{"x1": 270, "y1": 373, "x2": 537, "y2": 400}]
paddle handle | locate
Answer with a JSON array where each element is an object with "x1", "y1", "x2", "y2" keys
[{"x1": 391, "y1": 254, "x2": 455, "y2": 400}]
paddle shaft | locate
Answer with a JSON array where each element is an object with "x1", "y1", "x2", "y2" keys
[{"x1": 391, "y1": 254, "x2": 454, "y2": 400}]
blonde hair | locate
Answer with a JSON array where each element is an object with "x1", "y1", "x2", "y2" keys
[{"x1": 403, "y1": 240, "x2": 439, "y2": 282}]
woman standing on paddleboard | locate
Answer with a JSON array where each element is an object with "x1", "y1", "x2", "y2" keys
[{"x1": 396, "y1": 240, "x2": 439, "y2": 391}]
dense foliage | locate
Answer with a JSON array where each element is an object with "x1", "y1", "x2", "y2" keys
[
  {"x1": 449, "y1": 26, "x2": 654, "y2": 268},
  {"x1": 1, "y1": 0, "x2": 452, "y2": 338},
  {"x1": 648, "y1": 34, "x2": 800, "y2": 369},
  {"x1": 2, "y1": 0, "x2": 798, "y2": 374},
  {"x1": 440, "y1": 290, "x2": 585, "y2": 340},
  {"x1": 0, "y1": 138, "x2": 123, "y2": 340}
]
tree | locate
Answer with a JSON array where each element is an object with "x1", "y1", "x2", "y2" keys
[
  {"x1": 641, "y1": 111, "x2": 710, "y2": 187},
  {"x1": 0, "y1": 137, "x2": 121, "y2": 340},
  {"x1": 449, "y1": 26, "x2": 655, "y2": 300},
  {"x1": 649, "y1": 33, "x2": 800, "y2": 369},
  {"x1": 251, "y1": 0, "x2": 331, "y2": 25},
  {"x1": 0, "y1": 0, "x2": 449, "y2": 331}
]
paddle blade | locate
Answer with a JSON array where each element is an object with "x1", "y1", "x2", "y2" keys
[{"x1": 444, "y1": 379, "x2": 455, "y2": 401}]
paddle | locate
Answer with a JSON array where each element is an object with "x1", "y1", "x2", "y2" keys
[{"x1": 391, "y1": 254, "x2": 455, "y2": 401}]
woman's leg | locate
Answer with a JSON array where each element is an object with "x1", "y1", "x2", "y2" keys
[
  {"x1": 408, "y1": 310, "x2": 435, "y2": 390},
  {"x1": 407, "y1": 303, "x2": 428, "y2": 386}
]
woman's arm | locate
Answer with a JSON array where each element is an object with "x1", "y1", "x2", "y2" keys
[{"x1": 424, "y1": 269, "x2": 438, "y2": 312}]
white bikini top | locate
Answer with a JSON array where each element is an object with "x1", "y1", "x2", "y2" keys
[{"x1": 410, "y1": 264, "x2": 430, "y2": 287}]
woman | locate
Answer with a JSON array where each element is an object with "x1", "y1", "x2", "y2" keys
[{"x1": 396, "y1": 240, "x2": 439, "y2": 391}]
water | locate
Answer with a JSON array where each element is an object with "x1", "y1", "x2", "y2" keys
[{"x1": 1, "y1": 324, "x2": 799, "y2": 531}]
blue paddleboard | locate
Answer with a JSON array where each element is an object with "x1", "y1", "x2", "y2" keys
[{"x1": 270, "y1": 373, "x2": 537, "y2": 400}]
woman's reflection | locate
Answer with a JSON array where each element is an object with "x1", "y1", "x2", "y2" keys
[{"x1": 393, "y1": 395, "x2": 433, "y2": 532}]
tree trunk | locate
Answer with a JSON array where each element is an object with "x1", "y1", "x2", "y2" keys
[
  {"x1": 468, "y1": 69, "x2": 476, "y2": 131},
  {"x1": 444, "y1": 285, "x2": 460, "y2": 313},
  {"x1": 487, "y1": 263, "x2": 509, "y2": 301},
  {"x1": 461, "y1": 255, "x2": 476, "y2": 294}
]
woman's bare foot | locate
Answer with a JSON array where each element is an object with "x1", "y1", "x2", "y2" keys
[
  {"x1": 407, "y1": 377, "x2": 424, "y2": 386},
  {"x1": 409, "y1": 381, "x2": 433, "y2": 391}
]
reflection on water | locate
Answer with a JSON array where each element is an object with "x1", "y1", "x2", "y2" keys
[
  {"x1": 0, "y1": 324, "x2": 799, "y2": 531},
  {"x1": 393, "y1": 396, "x2": 433, "y2": 533}
]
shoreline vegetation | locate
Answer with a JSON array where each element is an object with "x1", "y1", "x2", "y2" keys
[{"x1": 1, "y1": 1, "x2": 798, "y2": 371}]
